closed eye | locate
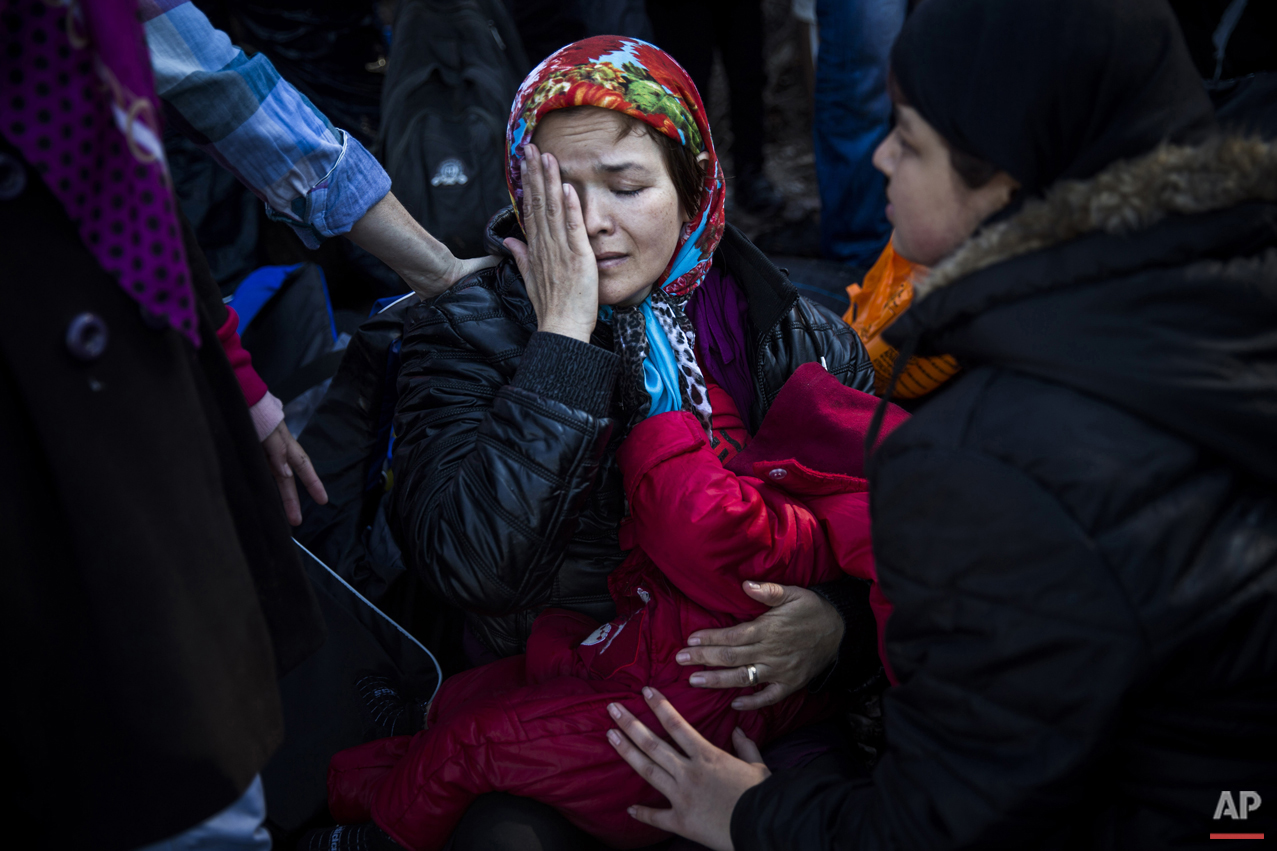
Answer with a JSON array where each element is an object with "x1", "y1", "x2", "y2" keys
[{"x1": 614, "y1": 187, "x2": 644, "y2": 197}]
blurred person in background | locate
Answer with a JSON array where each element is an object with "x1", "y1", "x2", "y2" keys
[
  {"x1": 645, "y1": 0, "x2": 785, "y2": 215},
  {"x1": 811, "y1": 0, "x2": 905, "y2": 271}
]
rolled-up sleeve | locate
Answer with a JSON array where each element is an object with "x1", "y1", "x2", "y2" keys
[{"x1": 142, "y1": 0, "x2": 390, "y2": 247}]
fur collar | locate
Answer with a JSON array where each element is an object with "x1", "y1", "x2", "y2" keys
[{"x1": 915, "y1": 136, "x2": 1277, "y2": 299}]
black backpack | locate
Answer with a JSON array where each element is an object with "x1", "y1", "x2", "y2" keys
[{"x1": 379, "y1": 0, "x2": 528, "y2": 258}]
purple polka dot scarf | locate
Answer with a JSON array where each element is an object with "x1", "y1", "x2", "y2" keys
[{"x1": 2, "y1": 0, "x2": 200, "y2": 346}]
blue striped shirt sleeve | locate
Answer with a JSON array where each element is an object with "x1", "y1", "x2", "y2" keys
[{"x1": 142, "y1": 0, "x2": 390, "y2": 248}]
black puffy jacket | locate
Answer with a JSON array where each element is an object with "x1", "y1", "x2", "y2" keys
[
  {"x1": 390, "y1": 209, "x2": 875, "y2": 657},
  {"x1": 734, "y1": 138, "x2": 1277, "y2": 849}
]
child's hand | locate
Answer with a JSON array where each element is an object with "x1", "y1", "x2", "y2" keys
[
  {"x1": 262, "y1": 420, "x2": 327, "y2": 526},
  {"x1": 607, "y1": 687, "x2": 769, "y2": 851}
]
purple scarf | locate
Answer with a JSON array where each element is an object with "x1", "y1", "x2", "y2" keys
[
  {"x1": 2, "y1": 0, "x2": 199, "y2": 345},
  {"x1": 688, "y1": 266, "x2": 755, "y2": 423}
]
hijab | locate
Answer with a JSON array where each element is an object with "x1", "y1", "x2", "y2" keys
[
  {"x1": 891, "y1": 0, "x2": 1217, "y2": 200},
  {"x1": 506, "y1": 36, "x2": 727, "y2": 436},
  {"x1": 2, "y1": 0, "x2": 200, "y2": 345}
]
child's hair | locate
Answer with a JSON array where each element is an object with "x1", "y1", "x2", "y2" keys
[
  {"x1": 545, "y1": 106, "x2": 705, "y2": 219},
  {"x1": 887, "y1": 69, "x2": 1002, "y2": 190}
]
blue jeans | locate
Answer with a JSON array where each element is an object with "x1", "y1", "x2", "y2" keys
[
  {"x1": 133, "y1": 776, "x2": 271, "y2": 851},
  {"x1": 814, "y1": 0, "x2": 906, "y2": 267}
]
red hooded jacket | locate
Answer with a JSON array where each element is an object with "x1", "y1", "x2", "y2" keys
[{"x1": 328, "y1": 364, "x2": 907, "y2": 850}]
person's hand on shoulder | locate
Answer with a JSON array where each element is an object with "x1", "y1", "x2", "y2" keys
[{"x1": 346, "y1": 192, "x2": 498, "y2": 301}]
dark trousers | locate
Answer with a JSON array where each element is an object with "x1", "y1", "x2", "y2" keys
[{"x1": 645, "y1": 0, "x2": 768, "y2": 178}]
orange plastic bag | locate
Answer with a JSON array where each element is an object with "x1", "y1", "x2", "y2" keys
[{"x1": 844, "y1": 241, "x2": 960, "y2": 399}]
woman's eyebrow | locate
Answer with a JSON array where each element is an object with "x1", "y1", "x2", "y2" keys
[{"x1": 597, "y1": 161, "x2": 647, "y2": 174}]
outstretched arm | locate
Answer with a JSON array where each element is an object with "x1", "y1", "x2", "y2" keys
[{"x1": 143, "y1": 0, "x2": 492, "y2": 299}]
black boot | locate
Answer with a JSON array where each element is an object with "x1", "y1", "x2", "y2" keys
[{"x1": 355, "y1": 671, "x2": 429, "y2": 738}]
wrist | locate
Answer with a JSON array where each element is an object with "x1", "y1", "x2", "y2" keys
[
  {"x1": 250, "y1": 392, "x2": 286, "y2": 443},
  {"x1": 398, "y1": 260, "x2": 454, "y2": 300},
  {"x1": 538, "y1": 317, "x2": 595, "y2": 343}
]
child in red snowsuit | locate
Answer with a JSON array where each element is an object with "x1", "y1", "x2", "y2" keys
[{"x1": 326, "y1": 363, "x2": 906, "y2": 850}]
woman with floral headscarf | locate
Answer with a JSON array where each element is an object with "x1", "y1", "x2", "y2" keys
[{"x1": 309, "y1": 36, "x2": 878, "y2": 851}]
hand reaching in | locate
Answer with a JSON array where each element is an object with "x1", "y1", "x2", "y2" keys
[
  {"x1": 607, "y1": 686, "x2": 769, "y2": 851},
  {"x1": 261, "y1": 420, "x2": 327, "y2": 526}
]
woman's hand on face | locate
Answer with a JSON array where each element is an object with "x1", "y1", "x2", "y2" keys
[
  {"x1": 677, "y1": 581, "x2": 844, "y2": 710},
  {"x1": 607, "y1": 687, "x2": 769, "y2": 851},
  {"x1": 504, "y1": 143, "x2": 599, "y2": 343}
]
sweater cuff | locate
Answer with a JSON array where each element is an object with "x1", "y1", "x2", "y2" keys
[
  {"x1": 809, "y1": 576, "x2": 881, "y2": 694},
  {"x1": 250, "y1": 392, "x2": 286, "y2": 442},
  {"x1": 216, "y1": 306, "x2": 270, "y2": 407},
  {"x1": 511, "y1": 331, "x2": 619, "y2": 418}
]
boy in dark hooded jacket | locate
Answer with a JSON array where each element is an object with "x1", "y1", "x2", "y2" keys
[{"x1": 604, "y1": 1, "x2": 1277, "y2": 848}]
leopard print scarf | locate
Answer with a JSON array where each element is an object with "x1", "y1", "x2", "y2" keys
[{"x1": 612, "y1": 289, "x2": 714, "y2": 440}]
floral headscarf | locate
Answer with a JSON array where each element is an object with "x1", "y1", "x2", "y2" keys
[{"x1": 506, "y1": 37, "x2": 727, "y2": 436}]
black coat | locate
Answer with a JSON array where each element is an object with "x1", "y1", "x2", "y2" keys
[
  {"x1": 733, "y1": 138, "x2": 1277, "y2": 849},
  {"x1": 0, "y1": 138, "x2": 324, "y2": 850},
  {"x1": 390, "y1": 209, "x2": 875, "y2": 657}
]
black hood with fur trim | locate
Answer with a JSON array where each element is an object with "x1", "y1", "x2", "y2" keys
[{"x1": 887, "y1": 136, "x2": 1277, "y2": 484}]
